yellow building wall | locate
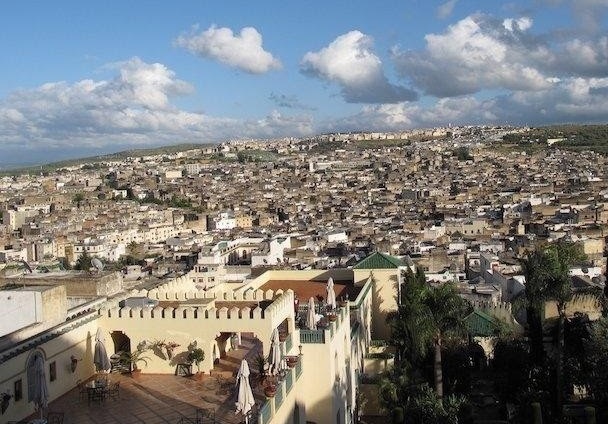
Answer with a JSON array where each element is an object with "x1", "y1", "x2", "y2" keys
[
  {"x1": 354, "y1": 269, "x2": 399, "y2": 341},
  {"x1": 100, "y1": 290, "x2": 295, "y2": 374},
  {"x1": 0, "y1": 317, "x2": 98, "y2": 423},
  {"x1": 299, "y1": 306, "x2": 353, "y2": 424}
]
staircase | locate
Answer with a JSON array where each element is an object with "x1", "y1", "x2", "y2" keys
[{"x1": 209, "y1": 333, "x2": 262, "y2": 378}]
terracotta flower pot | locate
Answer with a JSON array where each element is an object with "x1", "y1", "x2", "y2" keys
[
  {"x1": 264, "y1": 385, "x2": 277, "y2": 398},
  {"x1": 131, "y1": 368, "x2": 142, "y2": 379}
]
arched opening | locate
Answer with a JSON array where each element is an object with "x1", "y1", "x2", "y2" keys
[
  {"x1": 110, "y1": 331, "x2": 131, "y2": 373},
  {"x1": 110, "y1": 331, "x2": 131, "y2": 355}
]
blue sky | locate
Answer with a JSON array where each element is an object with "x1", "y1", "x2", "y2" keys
[{"x1": 0, "y1": 0, "x2": 607, "y2": 164}]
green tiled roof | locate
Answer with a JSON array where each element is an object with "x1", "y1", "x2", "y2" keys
[
  {"x1": 353, "y1": 252, "x2": 404, "y2": 270},
  {"x1": 465, "y1": 310, "x2": 501, "y2": 337}
]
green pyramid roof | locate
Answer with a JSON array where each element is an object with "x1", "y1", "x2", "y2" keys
[
  {"x1": 353, "y1": 252, "x2": 404, "y2": 270},
  {"x1": 465, "y1": 310, "x2": 502, "y2": 337}
]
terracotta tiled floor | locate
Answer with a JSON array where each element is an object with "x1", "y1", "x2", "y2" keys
[{"x1": 34, "y1": 336, "x2": 265, "y2": 424}]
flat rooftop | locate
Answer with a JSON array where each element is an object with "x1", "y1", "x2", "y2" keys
[{"x1": 261, "y1": 279, "x2": 362, "y2": 302}]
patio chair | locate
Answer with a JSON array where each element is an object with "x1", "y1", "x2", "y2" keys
[
  {"x1": 106, "y1": 381, "x2": 120, "y2": 400},
  {"x1": 88, "y1": 386, "x2": 106, "y2": 404},
  {"x1": 77, "y1": 379, "x2": 87, "y2": 400},
  {"x1": 47, "y1": 411, "x2": 65, "y2": 424},
  {"x1": 195, "y1": 408, "x2": 214, "y2": 424}
]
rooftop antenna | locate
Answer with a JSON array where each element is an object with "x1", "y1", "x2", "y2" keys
[{"x1": 91, "y1": 258, "x2": 104, "y2": 272}]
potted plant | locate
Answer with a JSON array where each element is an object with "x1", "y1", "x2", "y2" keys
[
  {"x1": 252, "y1": 354, "x2": 276, "y2": 397},
  {"x1": 165, "y1": 342, "x2": 180, "y2": 360},
  {"x1": 327, "y1": 313, "x2": 338, "y2": 322},
  {"x1": 263, "y1": 380, "x2": 277, "y2": 398},
  {"x1": 187, "y1": 347, "x2": 205, "y2": 379},
  {"x1": 285, "y1": 356, "x2": 299, "y2": 368},
  {"x1": 1, "y1": 392, "x2": 11, "y2": 414},
  {"x1": 120, "y1": 348, "x2": 150, "y2": 377}
]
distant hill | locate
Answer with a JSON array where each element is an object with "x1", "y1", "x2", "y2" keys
[
  {"x1": 501, "y1": 124, "x2": 608, "y2": 154},
  {"x1": 0, "y1": 143, "x2": 214, "y2": 176}
]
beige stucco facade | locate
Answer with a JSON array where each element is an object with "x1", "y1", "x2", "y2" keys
[{"x1": 1, "y1": 266, "x2": 377, "y2": 424}]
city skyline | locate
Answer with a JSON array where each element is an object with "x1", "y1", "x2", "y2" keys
[{"x1": 1, "y1": 0, "x2": 607, "y2": 164}]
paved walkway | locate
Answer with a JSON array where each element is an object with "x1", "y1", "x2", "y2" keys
[{"x1": 32, "y1": 335, "x2": 265, "y2": 424}]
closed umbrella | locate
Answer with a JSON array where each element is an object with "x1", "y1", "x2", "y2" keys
[
  {"x1": 306, "y1": 297, "x2": 317, "y2": 330},
  {"x1": 269, "y1": 328, "x2": 282, "y2": 375},
  {"x1": 29, "y1": 354, "x2": 48, "y2": 419},
  {"x1": 326, "y1": 277, "x2": 337, "y2": 310},
  {"x1": 94, "y1": 328, "x2": 111, "y2": 372},
  {"x1": 235, "y1": 359, "x2": 255, "y2": 423}
]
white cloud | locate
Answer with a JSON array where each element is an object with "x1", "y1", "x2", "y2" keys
[
  {"x1": 555, "y1": 36, "x2": 608, "y2": 77},
  {"x1": 393, "y1": 15, "x2": 556, "y2": 97},
  {"x1": 437, "y1": 0, "x2": 458, "y2": 20},
  {"x1": 0, "y1": 57, "x2": 312, "y2": 161},
  {"x1": 301, "y1": 30, "x2": 417, "y2": 103},
  {"x1": 503, "y1": 17, "x2": 533, "y2": 31},
  {"x1": 329, "y1": 76, "x2": 608, "y2": 132},
  {"x1": 175, "y1": 25, "x2": 281, "y2": 74}
]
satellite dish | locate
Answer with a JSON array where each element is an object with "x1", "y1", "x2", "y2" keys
[{"x1": 91, "y1": 258, "x2": 104, "y2": 272}]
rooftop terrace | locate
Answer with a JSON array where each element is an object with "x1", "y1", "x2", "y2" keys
[
  {"x1": 260, "y1": 279, "x2": 362, "y2": 303},
  {"x1": 29, "y1": 335, "x2": 268, "y2": 424}
]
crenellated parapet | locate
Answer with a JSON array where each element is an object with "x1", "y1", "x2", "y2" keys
[
  {"x1": 101, "y1": 304, "x2": 265, "y2": 320},
  {"x1": 470, "y1": 300, "x2": 512, "y2": 313},
  {"x1": 99, "y1": 288, "x2": 295, "y2": 322}
]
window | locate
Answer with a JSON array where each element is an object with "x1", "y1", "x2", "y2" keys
[
  {"x1": 49, "y1": 361, "x2": 56, "y2": 382},
  {"x1": 14, "y1": 379, "x2": 22, "y2": 401}
]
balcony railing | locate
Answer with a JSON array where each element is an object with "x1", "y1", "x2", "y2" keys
[
  {"x1": 286, "y1": 368, "x2": 294, "y2": 393},
  {"x1": 285, "y1": 333, "x2": 293, "y2": 353},
  {"x1": 258, "y1": 360, "x2": 303, "y2": 424},
  {"x1": 275, "y1": 382, "x2": 284, "y2": 408},
  {"x1": 260, "y1": 401, "x2": 272, "y2": 424},
  {"x1": 299, "y1": 329, "x2": 325, "y2": 344}
]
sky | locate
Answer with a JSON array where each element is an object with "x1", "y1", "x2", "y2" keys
[{"x1": 0, "y1": 0, "x2": 607, "y2": 165}]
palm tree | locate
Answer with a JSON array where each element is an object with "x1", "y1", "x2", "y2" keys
[
  {"x1": 422, "y1": 283, "x2": 470, "y2": 398},
  {"x1": 520, "y1": 241, "x2": 587, "y2": 413},
  {"x1": 388, "y1": 268, "x2": 431, "y2": 368},
  {"x1": 388, "y1": 269, "x2": 470, "y2": 398}
]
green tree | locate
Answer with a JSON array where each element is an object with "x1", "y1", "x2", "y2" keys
[
  {"x1": 74, "y1": 251, "x2": 92, "y2": 271},
  {"x1": 519, "y1": 241, "x2": 587, "y2": 412},
  {"x1": 406, "y1": 385, "x2": 466, "y2": 424},
  {"x1": 585, "y1": 318, "x2": 608, "y2": 403},
  {"x1": 453, "y1": 147, "x2": 472, "y2": 161},
  {"x1": 423, "y1": 283, "x2": 471, "y2": 398},
  {"x1": 388, "y1": 268, "x2": 431, "y2": 368},
  {"x1": 72, "y1": 192, "x2": 84, "y2": 208},
  {"x1": 388, "y1": 269, "x2": 470, "y2": 398}
]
